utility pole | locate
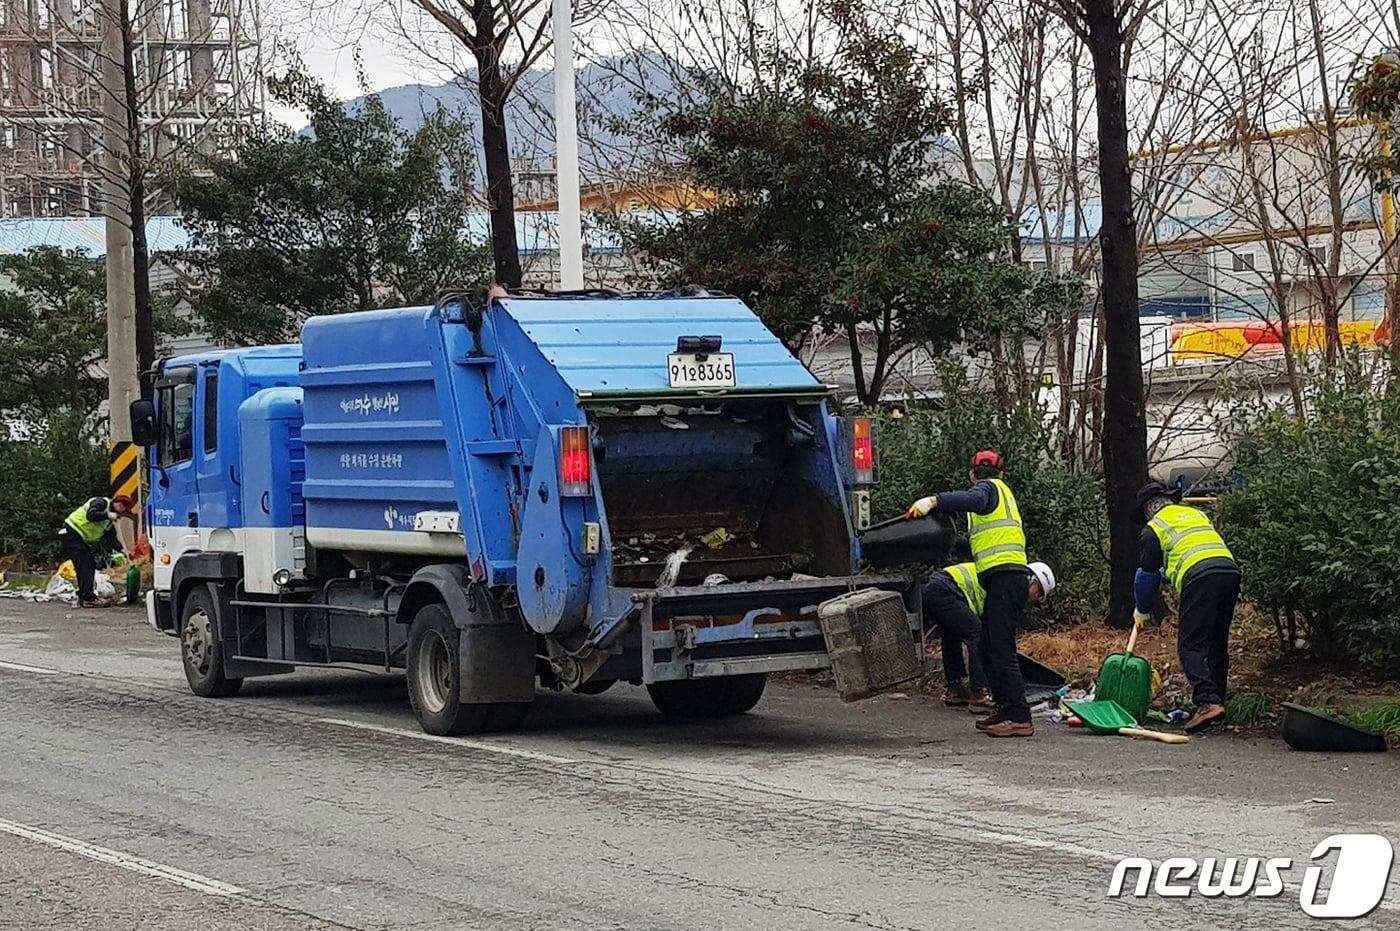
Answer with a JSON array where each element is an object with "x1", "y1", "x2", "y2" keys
[
  {"x1": 102, "y1": 0, "x2": 142, "y2": 545},
  {"x1": 552, "y1": 0, "x2": 584, "y2": 290},
  {"x1": 102, "y1": 0, "x2": 139, "y2": 444}
]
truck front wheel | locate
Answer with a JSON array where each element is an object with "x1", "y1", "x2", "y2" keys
[
  {"x1": 180, "y1": 586, "x2": 243, "y2": 698},
  {"x1": 647, "y1": 674, "x2": 768, "y2": 718},
  {"x1": 407, "y1": 604, "x2": 527, "y2": 735}
]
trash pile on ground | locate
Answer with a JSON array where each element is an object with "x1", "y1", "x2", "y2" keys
[{"x1": 0, "y1": 561, "x2": 125, "y2": 606}]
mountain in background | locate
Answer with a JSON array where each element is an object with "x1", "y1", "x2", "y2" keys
[{"x1": 339, "y1": 50, "x2": 692, "y2": 183}]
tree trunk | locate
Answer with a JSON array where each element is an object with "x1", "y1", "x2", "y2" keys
[
  {"x1": 120, "y1": 0, "x2": 154, "y2": 395},
  {"x1": 471, "y1": 4, "x2": 522, "y2": 288},
  {"x1": 1086, "y1": 1, "x2": 1149, "y2": 629}
]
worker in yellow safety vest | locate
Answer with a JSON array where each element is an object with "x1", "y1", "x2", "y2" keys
[
  {"x1": 1134, "y1": 481, "x2": 1240, "y2": 733},
  {"x1": 906, "y1": 450, "x2": 1037, "y2": 738},
  {"x1": 57, "y1": 495, "x2": 136, "y2": 607},
  {"x1": 923, "y1": 559, "x2": 1056, "y2": 716}
]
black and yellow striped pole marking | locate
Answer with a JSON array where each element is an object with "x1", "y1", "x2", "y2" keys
[{"x1": 110, "y1": 441, "x2": 140, "y2": 502}]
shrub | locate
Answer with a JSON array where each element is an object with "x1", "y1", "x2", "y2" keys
[
  {"x1": 1216, "y1": 370, "x2": 1400, "y2": 673},
  {"x1": 0, "y1": 412, "x2": 109, "y2": 565},
  {"x1": 870, "y1": 363, "x2": 1108, "y2": 624}
]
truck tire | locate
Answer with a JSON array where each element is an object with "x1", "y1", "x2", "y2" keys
[
  {"x1": 407, "y1": 604, "x2": 528, "y2": 735},
  {"x1": 648, "y1": 674, "x2": 769, "y2": 718},
  {"x1": 716, "y1": 674, "x2": 767, "y2": 715},
  {"x1": 180, "y1": 586, "x2": 243, "y2": 698},
  {"x1": 646, "y1": 678, "x2": 729, "y2": 718}
]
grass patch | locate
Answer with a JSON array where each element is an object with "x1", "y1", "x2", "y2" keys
[
  {"x1": 1224, "y1": 691, "x2": 1268, "y2": 727},
  {"x1": 1344, "y1": 700, "x2": 1400, "y2": 743}
]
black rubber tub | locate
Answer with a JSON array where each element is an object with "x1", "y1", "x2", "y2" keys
[
  {"x1": 859, "y1": 515, "x2": 955, "y2": 569},
  {"x1": 1281, "y1": 703, "x2": 1388, "y2": 753}
]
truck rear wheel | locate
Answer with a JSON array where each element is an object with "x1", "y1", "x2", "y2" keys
[
  {"x1": 647, "y1": 674, "x2": 767, "y2": 718},
  {"x1": 717, "y1": 674, "x2": 767, "y2": 714},
  {"x1": 180, "y1": 586, "x2": 243, "y2": 698},
  {"x1": 407, "y1": 604, "x2": 527, "y2": 735}
]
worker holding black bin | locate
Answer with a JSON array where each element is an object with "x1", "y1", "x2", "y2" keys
[{"x1": 906, "y1": 450, "x2": 1038, "y2": 738}]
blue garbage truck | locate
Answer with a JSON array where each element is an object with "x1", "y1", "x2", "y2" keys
[{"x1": 129, "y1": 292, "x2": 920, "y2": 734}]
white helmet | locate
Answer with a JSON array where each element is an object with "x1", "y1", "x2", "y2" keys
[{"x1": 1029, "y1": 561, "x2": 1056, "y2": 597}]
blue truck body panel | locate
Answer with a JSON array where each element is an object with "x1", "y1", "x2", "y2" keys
[
  {"x1": 501, "y1": 295, "x2": 824, "y2": 397},
  {"x1": 239, "y1": 388, "x2": 306, "y2": 530},
  {"x1": 300, "y1": 308, "x2": 468, "y2": 557}
]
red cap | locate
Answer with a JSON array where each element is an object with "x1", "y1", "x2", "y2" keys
[
  {"x1": 970, "y1": 450, "x2": 1004, "y2": 470},
  {"x1": 112, "y1": 494, "x2": 135, "y2": 508}
]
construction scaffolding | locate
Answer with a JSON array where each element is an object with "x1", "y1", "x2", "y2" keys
[{"x1": 0, "y1": 0, "x2": 263, "y2": 217}]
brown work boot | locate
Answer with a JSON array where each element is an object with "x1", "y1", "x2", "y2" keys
[
  {"x1": 967, "y1": 690, "x2": 995, "y2": 715},
  {"x1": 1185, "y1": 703, "x2": 1226, "y2": 733},
  {"x1": 974, "y1": 709, "x2": 1006, "y2": 731},
  {"x1": 942, "y1": 683, "x2": 971, "y2": 707},
  {"x1": 983, "y1": 719, "x2": 1035, "y2": 738}
]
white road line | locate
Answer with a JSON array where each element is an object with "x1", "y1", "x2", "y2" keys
[
  {"x1": 0, "y1": 817, "x2": 244, "y2": 897},
  {"x1": 0, "y1": 660, "x2": 60, "y2": 675},
  {"x1": 316, "y1": 717, "x2": 578, "y2": 765},
  {"x1": 976, "y1": 828, "x2": 1122, "y2": 863}
]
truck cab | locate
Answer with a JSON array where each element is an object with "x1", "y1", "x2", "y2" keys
[{"x1": 144, "y1": 347, "x2": 301, "y2": 602}]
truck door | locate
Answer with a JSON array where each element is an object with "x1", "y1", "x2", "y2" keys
[
  {"x1": 194, "y1": 364, "x2": 229, "y2": 528},
  {"x1": 150, "y1": 366, "x2": 200, "y2": 591}
]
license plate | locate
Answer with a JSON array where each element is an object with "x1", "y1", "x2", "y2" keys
[{"x1": 667, "y1": 352, "x2": 736, "y2": 389}]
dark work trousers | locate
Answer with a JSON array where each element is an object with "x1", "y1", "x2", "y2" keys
[
  {"x1": 920, "y1": 584, "x2": 987, "y2": 691},
  {"x1": 57, "y1": 529, "x2": 98, "y2": 603},
  {"x1": 1177, "y1": 570, "x2": 1241, "y2": 707},
  {"x1": 978, "y1": 568, "x2": 1030, "y2": 722}
]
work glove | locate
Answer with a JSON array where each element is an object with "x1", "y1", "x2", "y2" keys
[
  {"x1": 905, "y1": 496, "x2": 937, "y2": 520},
  {"x1": 1132, "y1": 610, "x2": 1151, "y2": 628}
]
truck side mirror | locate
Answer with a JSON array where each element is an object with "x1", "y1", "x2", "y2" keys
[{"x1": 130, "y1": 399, "x2": 158, "y2": 447}]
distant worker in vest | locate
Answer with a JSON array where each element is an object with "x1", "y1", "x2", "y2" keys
[
  {"x1": 58, "y1": 495, "x2": 136, "y2": 608},
  {"x1": 1134, "y1": 481, "x2": 1240, "y2": 734},
  {"x1": 924, "y1": 559, "x2": 1056, "y2": 716},
  {"x1": 906, "y1": 450, "x2": 1037, "y2": 737}
]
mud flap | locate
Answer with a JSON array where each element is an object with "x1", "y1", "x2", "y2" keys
[
  {"x1": 459, "y1": 620, "x2": 536, "y2": 704},
  {"x1": 456, "y1": 587, "x2": 536, "y2": 705}
]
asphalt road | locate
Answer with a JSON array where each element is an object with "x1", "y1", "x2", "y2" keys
[{"x1": 0, "y1": 599, "x2": 1397, "y2": 930}]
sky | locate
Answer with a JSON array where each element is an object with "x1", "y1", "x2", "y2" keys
[{"x1": 259, "y1": 0, "x2": 460, "y2": 125}]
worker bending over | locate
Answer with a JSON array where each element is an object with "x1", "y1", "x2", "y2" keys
[
  {"x1": 58, "y1": 494, "x2": 135, "y2": 608},
  {"x1": 1134, "y1": 481, "x2": 1239, "y2": 733},
  {"x1": 907, "y1": 450, "x2": 1036, "y2": 738},
  {"x1": 924, "y1": 559, "x2": 1056, "y2": 717}
]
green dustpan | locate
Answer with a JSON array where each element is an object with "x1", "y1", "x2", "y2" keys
[
  {"x1": 1065, "y1": 698, "x2": 1137, "y2": 733},
  {"x1": 1065, "y1": 699, "x2": 1190, "y2": 744}
]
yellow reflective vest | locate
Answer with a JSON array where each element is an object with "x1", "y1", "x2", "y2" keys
[
  {"x1": 1149, "y1": 504, "x2": 1234, "y2": 590},
  {"x1": 967, "y1": 478, "x2": 1028, "y2": 573},
  {"x1": 64, "y1": 498, "x2": 113, "y2": 544},
  {"x1": 945, "y1": 562, "x2": 986, "y2": 615}
]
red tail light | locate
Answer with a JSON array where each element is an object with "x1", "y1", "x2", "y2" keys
[
  {"x1": 853, "y1": 417, "x2": 875, "y2": 484},
  {"x1": 560, "y1": 426, "x2": 592, "y2": 496}
]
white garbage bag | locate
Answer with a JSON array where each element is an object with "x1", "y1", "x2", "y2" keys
[
  {"x1": 45, "y1": 574, "x2": 78, "y2": 604},
  {"x1": 92, "y1": 572, "x2": 116, "y2": 599}
]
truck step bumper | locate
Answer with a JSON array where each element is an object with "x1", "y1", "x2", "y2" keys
[{"x1": 632, "y1": 575, "x2": 919, "y2": 684}]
